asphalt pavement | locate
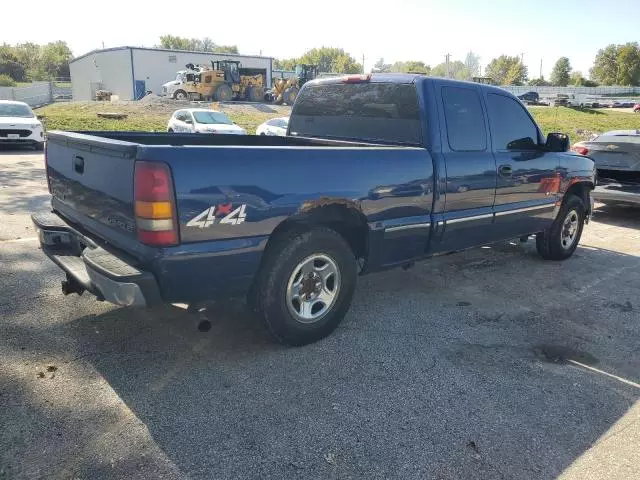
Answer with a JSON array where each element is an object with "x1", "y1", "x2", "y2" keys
[{"x1": 1, "y1": 149, "x2": 639, "y2": 480}]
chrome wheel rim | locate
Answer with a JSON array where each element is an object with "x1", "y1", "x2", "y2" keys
[
  {"x1": 561, "y1": 210, "x2": 579, "y2": 249},
  {"x1": 286, "y1": 254, "x2": 340, "y2": 323}
]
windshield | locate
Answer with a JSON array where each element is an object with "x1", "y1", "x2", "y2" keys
[
  {"x1": 193, "y1": 111, "x2": 233, "y2": 125},
  {"x1": 176, "y1": 72, "x2": 185, "y2": 82},
  {"x1": 0, "y1": 103, "x2": 34, "y2": 118}
]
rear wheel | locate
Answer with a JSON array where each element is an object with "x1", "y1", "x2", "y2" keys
[
  {"x1": 215, "y1": 84, "x2": 233, "y2": 102},
  {"x1": 253, "y1": 227, "x2": 357, "y2": 346},
  {"x1": 248, "y1": 86, "x2": 264, "y2": 102},
  {"x1": 283, "y1": 87, "x2": 299, "y2": 105},
  {"x1": 167, "y1": 128, "x2": 174, "y2": 133},
  {"x1": 536, "y1": 194, "x2": 586, "y2": 260}
]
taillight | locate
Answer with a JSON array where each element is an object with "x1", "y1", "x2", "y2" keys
[
  {"x1": 572, "y1": 145, "x2": 589, "y2": 156},
  {"x1": 44, "y1": 144, "x2": 51, "y2": 193},
  {"x1": 342, "y1": 74, "x2": 371, "y2": 83},
  {"x1": 134, "y1": 161, "x2": 179, "y2": 246}
]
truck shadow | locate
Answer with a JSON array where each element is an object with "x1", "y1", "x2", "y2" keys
[
  {"x1": 593, "y1": 203, "x2": 640, "y2": 229},
  {"x1": 19, "y1": 241, "x2": 636, "y2": 479}
]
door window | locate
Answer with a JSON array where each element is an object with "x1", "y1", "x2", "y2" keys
[
  {"x1": 442, "y1": 86, "x2": 486, "y2": 151},
  {"x1": 487, "y1": 94, "x2": 540, "y2": 151}
]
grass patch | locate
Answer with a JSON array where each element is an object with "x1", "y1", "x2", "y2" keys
[
  {"x1": 34, "y1": 101, "x2": 288, "y2": 135},
  {"x1": 530, "y1": 107, "x2": 639, "y2": 141},
  {"x1": 35, "y1": 103, "x2": 637, "y2": 142}
]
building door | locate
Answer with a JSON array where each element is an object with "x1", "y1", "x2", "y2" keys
[{"x1": 134, "y1": 80, "x2": 146, "y2": 100}]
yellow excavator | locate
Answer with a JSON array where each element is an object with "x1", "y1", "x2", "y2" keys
[
  {"x1": 174, "y1": 60, "x2": 265, "y2": 102},
  {"x1": 267, "y1": 64, "x2": 319, "y2": 105}
]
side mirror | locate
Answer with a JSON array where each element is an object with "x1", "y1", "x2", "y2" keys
[{"x1": 545, "y1": 132, "x2": 570, "y2": 152}]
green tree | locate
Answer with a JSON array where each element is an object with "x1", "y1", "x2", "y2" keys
[
  {"x1": 0, "y1": 73, "x2": 16, "y2": 86},
  {"x1": 528, "y1": 77, "x2": 550, "y2": 86},
  {"x1": 297, "y1": 47, "x2": 362, "y2": 73},
  {"x1": 616, "y1": 42, "x2": 640, "y2": 86},
  {"x1": 0, "y1": 44, "x2": 26, "y2": 82},
  {"x1": 590, "y1": 43, "x2": 640, "y2": 86},
  {"x1": 157, "y1": 35, "x2": 239, "y2": 54},
  {"x1": 464, "y1": 51, "x2": 481, "y2": 78},
  {"x1": 40, "y1": 41, "x2": 73, "y2": 78},
  {"x1": 590, "y1": 44, "x2": 618, "y2": 85},
  {"x1": 390, "y1": 60, "x2": 430, "y2": 74},
  {"x1": 485, "y1": 55, "x2": 527, "y2": 85},
  {"x1": 432, "y1": 60, "x2": 469, "y2": 80},
  {"x1": 373, "y1": 58, "x2": 391, "y2": 72},
  {"x1": 550, "y1": 57, "x2": 571, "y2": 86},
  {"x1": 273, "y1": 58, "x2": 298, "y2": 70}
]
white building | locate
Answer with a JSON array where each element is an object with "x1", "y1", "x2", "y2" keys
[{"x1": 69, "y1": 46, "x2": 273, "y2": 101}]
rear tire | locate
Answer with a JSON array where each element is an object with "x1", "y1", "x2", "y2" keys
[
  {"x1": 254, "y1": 227, "x2": 357, "y2": 346},
  {"x1": 248, "y1": 86, "x2": 264, "y2": 102},
  {"x1": 283, "y1": 87, "x2": 299, "y2": 105},
  {"x1": 215, "y1": 84, "x2": 233, "y2": 102},
  {"x1": 536, "y1": 194, "x2": 585, "y2": 261}
]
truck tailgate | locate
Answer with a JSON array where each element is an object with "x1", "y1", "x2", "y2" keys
[{"x1": 46, "y1": 131, "x2": 139, "y2": 242}]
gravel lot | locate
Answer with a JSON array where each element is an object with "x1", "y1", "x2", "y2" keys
[{"x1": 1, "y1": 149, "x2": 639, "y2": 480}]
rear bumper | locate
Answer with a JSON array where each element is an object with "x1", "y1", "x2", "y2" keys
[
  {"x1": 32, "y1": 211, "x2": 162, "y2": 307},
  {"x1": 592, "y1": 181, "x2": 640, "y2": 205}
]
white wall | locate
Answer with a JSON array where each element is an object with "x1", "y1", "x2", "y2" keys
[
  {"x1": 130, "y1": 48, "x2": 272, "y2": 95},
  {"x1": 70, "y1": 49, "x2": 133, "y2": 101},
  {"x1": 0, "y1": 83, "x2": 52, "y2": 106}
]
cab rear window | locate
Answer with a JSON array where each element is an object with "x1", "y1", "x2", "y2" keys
[{"x1": 289, "y1": 83, "x2": 422, "y2": 145}]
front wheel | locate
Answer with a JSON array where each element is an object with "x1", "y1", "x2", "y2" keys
[
  {"x1": 253, "y1": 227, "x2": 357, "y2": 346},
  {"x1": 536, "y1": 194, "x2": 586, "y2": 260}
]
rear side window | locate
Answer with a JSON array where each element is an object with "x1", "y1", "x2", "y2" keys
[
  {"x1": 442, "y1": 86, "x2": 486, "y2": 151},
  {"x1": 289, "y1": 82, "x2": 422, "y2": 145},
  {"x1": 487, "y1": 94, "x2": 539, "y2": 150}
]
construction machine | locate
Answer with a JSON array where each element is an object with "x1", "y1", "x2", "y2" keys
[
  {"x1": 267, "y1": 64, "x2": 319, "y2": 105},
  {"x1": 164, "y1": 61, "x2": 265, "y2": 102}
]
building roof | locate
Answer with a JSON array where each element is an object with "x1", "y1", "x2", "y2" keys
[{"x1": 70, "y1": 46, "x2": 273, "y2": 65}]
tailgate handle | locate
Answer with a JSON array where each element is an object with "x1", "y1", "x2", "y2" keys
[{"x1": 73, "y1": 155, "x2": 84, "y2": 174}]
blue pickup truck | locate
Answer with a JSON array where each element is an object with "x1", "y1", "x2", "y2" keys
[{"x1": 33, "y1": 74, "x2": 595, "y2": 345}]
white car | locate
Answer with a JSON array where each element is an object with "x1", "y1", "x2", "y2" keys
[
  {"x1": 167, "y1": 109, "x2": 247, "y2": 135},
  {"x1": 0, "y1": 100, "x2": 45, "y2": 150},
  {"x1": 256, "y1": 117, "x2": 289, "y2": 136}
]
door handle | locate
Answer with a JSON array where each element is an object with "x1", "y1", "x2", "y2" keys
[
  {"x1": 73, "y1": 155, "x2": 84, "y2": 174},
  {"x1": 498, "y1": 165, "x2": 512, "y2": 177}
]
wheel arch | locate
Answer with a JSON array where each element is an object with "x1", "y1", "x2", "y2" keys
[{"x1": 564, "y1": 179, "x2": 594, "y2": 216}]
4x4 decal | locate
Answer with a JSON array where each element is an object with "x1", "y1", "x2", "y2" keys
[{"x1": 187, "y1": 204, "x2": 247, "y2": 228}]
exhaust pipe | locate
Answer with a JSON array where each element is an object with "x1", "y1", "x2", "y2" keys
[{"x1": 61, "y1": 276, "x2": 85, "y2": 296}]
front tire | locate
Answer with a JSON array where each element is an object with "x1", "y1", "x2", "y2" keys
[
  {"x1": 536, "y1": 194, "x2": 586, "y2": 260},
  {"x1": 34, "y1": 142, "x2": 45, "y2": 151},
  {"x1": 173, "y1": 90, "x2": 188, "y2": 100},
  {"x1": 254, "y1": 227, "x2": 357, "y2": 346}
]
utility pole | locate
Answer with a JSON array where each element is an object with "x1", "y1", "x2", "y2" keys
[
  {"x1": 362, "y1": 54, "x2": 365, "y2": 74},
  {"x1": 520, "y1": 53, "x2": 524, "y2": 64},
  {"x1": 540, "y1": 58, "x2": 543, "y2": 79},
  {"x1": 445, "y1": 53, "x2": 451, "y2": 78}
]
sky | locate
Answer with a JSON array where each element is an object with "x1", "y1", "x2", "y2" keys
[{"x1": 3, "y1": 0, "x2": 640, "y2": 78}]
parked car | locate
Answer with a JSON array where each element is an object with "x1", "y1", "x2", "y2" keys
[
  {"x1": 573, "y1": 130, "x2": 640, "y2": 206},
  {"x1": 34, "y1": 75, "x2": 595, "y2": 346},
  {"x1": 167, "y1": 108, "x2": 246, "y2": 135},
  {"x1": 0, "y1": 100, "x2": 45, "y2": 150},
  {"x1": 517, "y1": 91, "x2": 539, "y2": 105},
  {"x1": 550, "y1": 94, "x2": 570, "y2": 107},
  {"x1": 634, "y1": 103, "x2": 640, "y2": 113},
  {"x1": 256, "y1": 117, "x2": 289, "y2": 136}
]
